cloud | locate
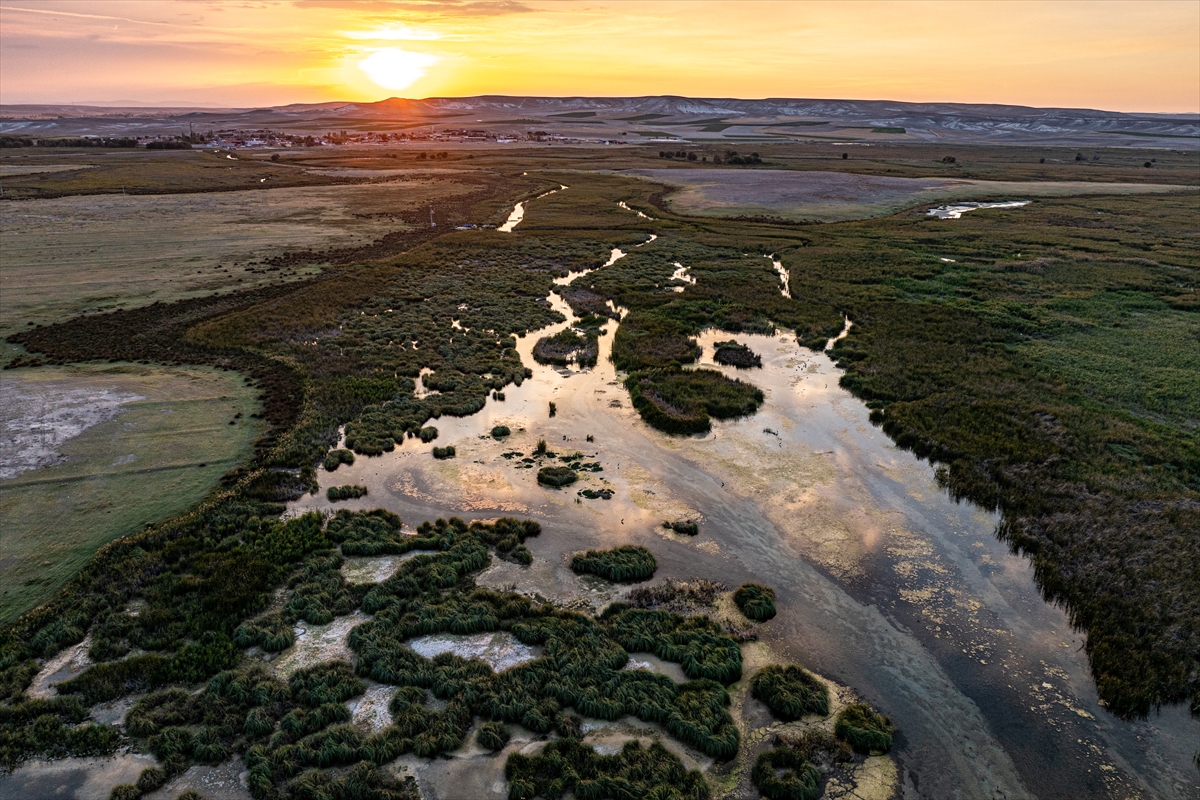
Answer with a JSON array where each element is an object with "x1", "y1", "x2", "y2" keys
[{"x1": 291, "y1": 0, "x2": 532, "y2": 16}]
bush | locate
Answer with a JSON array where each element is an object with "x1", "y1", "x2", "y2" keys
[
  {"x1": 418, "y1": 426, "x2": 438, "y2": 443},
  {"x1": 626, "y1": 368, "x2": 763, "y2": 434},
  {"x1": 505, "y1": 738, "x2": 709, "y2": 800},
  {"x1": 327, "y1": 485, "x2": 367, "y2": 502},
  {"x1": 571, "y1": 546, "x2": 657, "y2": 583},
  {"x1": 751, "y1": 665, "x2": 829, "y2": 720},
  {"x1": 322, "y1": 449, "x2": 355, "y2": 472},
  {"x1": 477, "y1": 721, "x2": 511, "y2": 752},
  {"x1": 432, "y1": 446, "x2": 456, "y2": 459},
  {"x1": 109, "y1": 786, "x2": 140, "y2": 800},
  {"x1": 491, "y1": 425, "x2": 511, "y2": 438},
  {"x1": 663, "y1": 520, "x2": 698, "y2": 535},
  {"x1": 733, "y1": 583, "x2": 776, "y2": 621},
  {"x1": 834, "y1": 703, "x2": 895, "y2": 753},
  {"x1": 751, "y1": 747, "x2": 820, "y2": 800},
  {"x1": 536, "y1": 466, "x2": 577, "y2": 487},
  {"x1": 712, "y1": 340, "x2": 761, "y2": 369}
]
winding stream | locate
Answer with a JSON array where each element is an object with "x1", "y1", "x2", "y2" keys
[
  {"x1": 927, "y1": 200, "x2": 1030, "y2": 219},
  {"x1": 286, "y1": 213, "x2": 1198, "y2": 799}
]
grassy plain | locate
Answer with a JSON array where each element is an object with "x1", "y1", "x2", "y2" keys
[
  {"x1": 0, "y1": 176, "x2": 492, "y2": 361},
  {"x1": 0, "y1": 363, "x2": 259, "y2": 624},
  {"x1": 628, "y1": 168, "x2": 1196, "y2": 222}
]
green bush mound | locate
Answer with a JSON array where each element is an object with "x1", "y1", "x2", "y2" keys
[
  {"x1": 327, "y1": 485, "x2": 367, "y2": 502},
  {"x1": 603, "y1": 606, "x2": 743, "y2": 686},
  {"x1": 626, "y1": 368, "x2": 764, "y2": 434},
  {"x1": 751, "y1": 665, "x2": 829, "y2": 720},
  {"x1": 571, "y1": 546, "x2": 657, "y2": 583},
  {"x1": 835, "y1": 703, "x2": 896, "y2": 753},
  {"x1": 418, "y1": 426, "x2": 438, "y2": 443},
  {"x1": 491, "y1": 425, "x2": 511, "y2": 439},
  {"x1": 506, "y1": 738, "x2": 710, "y2": 800},
  {"x1": 751, "y1": 747, "x2": 821, "y2": 800},
  {"x1": 533, "y1": 328, "x2": 599, "y2": 368},
  {"x1": 663, "y1": 519, "x2": 698, "y2": 535},
  {"x1": 432, "y1": 446, "x2": 456, "y2": 459},
  {"x1": 325, "y1": 508, "x2": 428, "y2": 557},
  {"x1": 477, "y1": 720, "x2": 511, "y2": 752},
  {"x1": 322, "y1": 448, "x2": 355, "y2": 472},
  {"x1": 0, "y1": 696, "x2": 119, "y2": 769},
  {"x1": 712, "y1": 340, "x2": 762, "y2": 369},
  {"x1": 537, "y1": 466, "x2": 577, "y2": 487},
  {"x1": 733, "y1": 583, "x2": 776, "y2": 621}
]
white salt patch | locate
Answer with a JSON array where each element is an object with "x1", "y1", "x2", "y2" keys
[
  {"x1": 348, "y1": 683, "x2": 394, "y2": 733},
  {"x1": 272, "y1": 610, "x2": 369, "y2": 676},
  {"x1": 407, "y1": 631, "x2": 540, "y2": 672},
  {"x1": 340, "y1": 552, "x2": 436, "y2": 584},
  {"x1": 0, "y1": 381, "x2": 144, "y2": 479},
  {"x1": 927, "y1": 201, "x2": 1029, "y2": 220}
]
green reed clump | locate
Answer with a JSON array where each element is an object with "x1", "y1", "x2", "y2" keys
[
  {"x1": 835, "y1": 702, "x2": 896, "y2": 753},
  {"x1": 0, "y1": 696, "x2": 119, "y2": 769},
  {"x1": 663, "y1": 519, "x2": 698, "y2": 535},
  {"x1": 751, "y1": 747, "x2": 821, "y2": 800},
  {"x1": 505, "y1": 738, "x2": 710, "y2": 800},
  {"x1": 603, "y1": 606, "x2": 742, "y2": 685},
  {"x1": 625, "y1": 368, "x2": 763, "y2": 434},
  {"x1": 733, "y1": 583, "x2": 776, "y2": 621},
  {"x1": 322, "y1": 449, "x2": 355, "y2": 472},
  {"x1": 233, "y1": 612, "x2": 295, "y2": 652},
  {"x1": 432, "y1": 445, "x2": 456, "y2": 459},
  {"x1": 571, "y1": 546, "x2": 657, "y2": 583},
  {"x1": 477, "y1": 720, "x2": 511, "y2": 752},
  {"x1": 712, "y1": 340, "x2": 762, "y2": 369},
  {"x1": 537, "y1": 466, "x2": 577, "y2": 487},
  {"x1": 418, "y1": 426, "x2": 439, "y2": 443},
  {"x1": 491, "y1": 425, "x2": 511, "y2": 438},
  {"x1": 327, "y1": 485, "x2": 368, "y2": 502},
  {"x1": 751, "y1": 665, "x2": 829, "y2": 720}
]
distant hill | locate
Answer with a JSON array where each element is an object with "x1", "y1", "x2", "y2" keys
[{"x1": 2, "y1": 95, "x2": 1196, "y2": 147}]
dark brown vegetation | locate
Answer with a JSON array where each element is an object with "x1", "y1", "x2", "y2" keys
[{"x1": 570, "y1": 546, "x2": 658, "y2": 583}]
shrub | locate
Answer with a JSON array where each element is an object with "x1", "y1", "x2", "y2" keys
[
  {"x1": 136, "y1": 766, "x2": 167, "y2": 792},
  {"x1": 712, "y1": 340, "x2": 761, "y2": 369},
  {"x1": 327, "y1": 485, "x2": 367, "y2": 502},
  {"x1": 109, "y1": 786, "x2": 140, "y2": 800},
  {"x1": 751, "y1": 747, "x2": 820, "y2": 800},
  {"x1": 571, "y1": 546, "x2": 657, "y2": 583},
  {"x1": 663, "y1": 520, "x2": 698, "y2": 535},
  {"x1": 835, "y1": 703, "x2": 895, "y2": 753},
  {"x1": 432, "y1": 446, "x2": 456, "y2": 459},
  {"x1": 536, "y1": 466, "x2": 577, "y2": 487},
  {"x1": 751, "y1": 665, "x2": 829, "y2": 720},
  {"x1": 733, "y1": 583, "x2": 776, "y2": 621},
  {"x1": 322, "y1": 449, "x2": 355, "y2": 472},
  {"x1": 505, "y1": 738, "x2": 709, "y2": 800},
  {"x1": 626, "y1": 368, "x2": 763, "y2": 434},
  {"x1": 477, "y1": 721, "x2": 511, "y2": 752},
  {"x1": 418, "y1": 426, "x2": 438, "y2": 443},
  {"x1": 491, "y1": 425, "x2": 511, "y2": 438}
]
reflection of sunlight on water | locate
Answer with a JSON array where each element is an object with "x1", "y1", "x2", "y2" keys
[{"x1": 927, "y1": 200, "x2": 1029, "y2": 219}]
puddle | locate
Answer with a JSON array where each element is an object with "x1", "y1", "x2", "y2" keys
[
  {"x1": 927, "y1": 200, "x2": 1030, "y2": 219},
  {"x1": 406, "y1": 631, "x2": 541, "y2": 672},
  {"x1": 0, "y1": 754, "x2": 157, "y2": 800},
  {"x1": 618, "y1": 200, "x2": 654, "y2": 220},
  {"x1": 767, "y1": 254, "x2": 790, "y2": 298}
]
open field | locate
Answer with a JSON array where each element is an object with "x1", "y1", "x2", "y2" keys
[
  {"x1": 626, "y1": 168, "x2": 1197, "y2": 221},
  {"x1": 0, "y1": 363, "x2": 260, "y2": 625},
  {"x1": 0, "y1": 176, "x2": 497, "y2": 360}
]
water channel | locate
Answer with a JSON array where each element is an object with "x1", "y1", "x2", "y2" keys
[{"x1": 287, "y1": 198, "x2": 1199, "y2": 798}]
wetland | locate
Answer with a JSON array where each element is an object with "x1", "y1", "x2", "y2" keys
[{"x1": 0, "y1": 140, "x2": 1197, "y2": 800}]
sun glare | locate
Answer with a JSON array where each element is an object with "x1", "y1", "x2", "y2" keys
[{"x1": 359, "y1": 48, "x2": 437, "y2": 91}]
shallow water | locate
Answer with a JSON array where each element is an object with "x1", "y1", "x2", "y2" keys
[
  {"x1": 285, "y1": 231, "x2": 1199, "y2": 798},
  {"x1": 927, "y1": 200, "x2": 1030, "y2": 219}
]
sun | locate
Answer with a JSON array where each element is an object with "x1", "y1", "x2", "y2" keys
[{"x1": 359, "y1": 48, "x2": 437, "y2": 91}]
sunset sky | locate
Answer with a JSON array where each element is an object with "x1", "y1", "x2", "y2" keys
[{"x1": 1, "y1": 0, "x2": 1197, "y2": 112}]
